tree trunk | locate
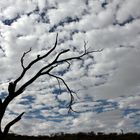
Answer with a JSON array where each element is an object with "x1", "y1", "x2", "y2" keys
[{"x1": 0, "y1": 132, "x2": 6, "y2": 140}]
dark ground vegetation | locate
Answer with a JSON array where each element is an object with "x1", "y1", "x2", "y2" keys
[{"x1": 5, "y1": 132, "x2": 140, "y2": 140}]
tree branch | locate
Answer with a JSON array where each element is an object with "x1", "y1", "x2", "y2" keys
[
  {"x1": 53, "y1": 49, "x2": 70, "y2": 62},
  {"x1": 65, "y1": 61, "x2": 71, "y2": 69},
  {"x1": 47, "y1": 73, "x2": 77, "y2": 113},
  {"x1": 14, "y1": 33, "x2": 58, "y2": 85},
  {"x1": 56, "y1": 48, "x2": 103, "y2": 64},
  {"x1": 21, "y1": 48, "x2": 32, "y2": 69},
  {"x1": 15, "y1": 71, "x2": 41, "y2": 96},
  {"x1": 3, "y1": 112, "x2": 25, "y2": 136}
]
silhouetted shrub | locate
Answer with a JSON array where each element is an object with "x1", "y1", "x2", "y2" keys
[{"x1": 5, "y1": 132, "x2": 140, "y2": 140}]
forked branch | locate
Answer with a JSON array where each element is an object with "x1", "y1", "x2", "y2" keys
[
  {"x1": 47, "y1": 73, "x2": 76, "y2": 113},
  {"x1": 21, "y1": 48, "x2": 32, "y2": 69},
  {"x1": 14, "y1": 33, "x2": 58, "y2": 85}
]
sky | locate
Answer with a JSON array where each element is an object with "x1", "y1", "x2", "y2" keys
[{"x1": 0, "y1": 0, "x2": 140, "y2": 136}]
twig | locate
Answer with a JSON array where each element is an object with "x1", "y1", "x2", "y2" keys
[{"x1": 21, "y1": 48, "x2": 32, "y2": 69}]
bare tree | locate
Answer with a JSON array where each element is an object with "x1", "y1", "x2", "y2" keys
[{"x1": 0, "y1": 34, "x2": 102, "y2": 139}]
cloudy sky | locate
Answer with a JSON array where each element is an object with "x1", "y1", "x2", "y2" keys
[{"x1": 0, "y1": 0, "x2": 140, "y2": 136}]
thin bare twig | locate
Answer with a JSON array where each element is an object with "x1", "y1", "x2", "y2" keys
[
  {"x1": 65, "y1": 61, "x2": 71, "y2": 69},
  {"x1": 47, "y1": 73, "x2": 76, "y2": 112},
  {"x1": 21, "y1": 48, "x2": 32, "y2": 69},
  {"x1": 56, "y1": 78, "x2": 61, "y2": 94}
]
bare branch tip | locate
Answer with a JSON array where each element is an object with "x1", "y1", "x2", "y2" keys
[{"x1": 21, "y1": 47, "x2": 32, "y2": 69}]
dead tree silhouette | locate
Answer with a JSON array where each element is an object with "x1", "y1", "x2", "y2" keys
[{"x1": 0, "y1": 33, "x2": 102, "y2": 139}]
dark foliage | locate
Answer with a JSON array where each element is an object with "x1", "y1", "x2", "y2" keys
[{"x1": 5, "y1": 132, "x2": 140, "y2": 140}]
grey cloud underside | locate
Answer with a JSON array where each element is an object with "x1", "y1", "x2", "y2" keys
[{"x1": 0, "y1": 0, "x2": 140, "y2": 135}]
